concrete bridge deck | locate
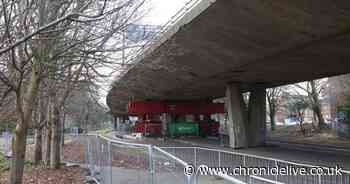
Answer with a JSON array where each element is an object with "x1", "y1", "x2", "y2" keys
[
  {"x1": 107, "y1": 0, "x2": 350, "y2": 149},
  {"x1": 107, "y1": 0, "x2": 350, "y2": 114}
]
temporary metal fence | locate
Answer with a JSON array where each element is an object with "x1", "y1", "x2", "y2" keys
[
  {"x1": 82, "y1": 135, "x2": 198, "y2": 184},
  {"x1": 160, "y1": 146, "x2": 350, "y2": 184},
  {"x1": 75, "y1": 135, "x2": 246, "y2": 184},
  {"x1": 84, "y1": 135, "x2": 151, "y2": 184},
  {"x1": 152, "y1": 146, "x2": 193, "y2": 184},
  {"x1": 65, "y1": 134, "x2": 350, "y2": 184}
]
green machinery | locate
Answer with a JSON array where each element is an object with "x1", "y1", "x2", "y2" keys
[{"x1": 168, "y1": 121, "x2": 199, "y2": 137}]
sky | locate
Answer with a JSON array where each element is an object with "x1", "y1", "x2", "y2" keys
[
  {"x1": 141, "y1": 0, "x2": 189, "y2": 25},
  {"x1": 98, "y1": 0, "x2": 189, "y2": 106}
]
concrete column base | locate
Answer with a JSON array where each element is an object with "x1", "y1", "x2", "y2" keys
[
  {"x1": 161, "y1": 113, "x2": 171, "y2": 137},
  {"x1": 116, "y1": 117, "x2": 121, "y2": 131},
  {"x1": 225, "y1": 83, "x2": 247, "y2": 148}
]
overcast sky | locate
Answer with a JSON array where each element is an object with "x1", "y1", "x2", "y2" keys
[{"x1": 141, "y1": 0, "x2": 189, "y2": 25}]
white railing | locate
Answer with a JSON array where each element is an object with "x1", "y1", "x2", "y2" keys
[{"x1": 160, "y1": 146, "x2": 350, "y2": 184}]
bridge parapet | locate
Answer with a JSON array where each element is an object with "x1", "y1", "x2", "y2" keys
[{"x1": 122, "y1": 0, "x2": 216, "y2": 75}]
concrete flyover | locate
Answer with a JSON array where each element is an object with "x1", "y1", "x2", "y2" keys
[{"x1": 107, "y1": 0, "x2": 350, "y2": 148}]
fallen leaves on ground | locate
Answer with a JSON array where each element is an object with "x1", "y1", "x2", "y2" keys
[
  {"x1": 0, "y1": 165, "x2": 86, "y2": 184},
  {"x1": 63, "y1": 141, "x2": 86, "y2": 164}
]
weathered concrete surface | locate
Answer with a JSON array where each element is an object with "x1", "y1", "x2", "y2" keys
[
  {"x1": 108, "y1": 0, "x2": 350, "y2": 115},
  {"x1": 247, "y1": 88, "x2": 266, "y2": 147},
  {"x1": 225, "y1": 83, "x2": 247, "y2": 148}
]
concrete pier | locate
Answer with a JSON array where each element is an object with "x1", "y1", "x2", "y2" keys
[{"x1": 225, "y1": 83, "x2": 247, "y2": 148}]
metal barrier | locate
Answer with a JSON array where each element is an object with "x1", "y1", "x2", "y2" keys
[
  {"x1": 75, "y1": 135, "x2": 244, "y2": 184},
  {"x1": 160, "y1": 146, "x2": 350, "y2": 184},
  {"x1": 85, "y1": 135, "x2": 152, "y2": 184},
  {"x1": 152, "y1": 146, "x2": 193, "y2": 184},
  {"x1": 65, "y1": 134, "x2": 350, "y2": 184}
]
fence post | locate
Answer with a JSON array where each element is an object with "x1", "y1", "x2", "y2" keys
[
  {"x1": 318, "y1": 174, "x2": 322, "y2": 184},
  {"x1": 275, "y1": 160, "x2": 278, "y2": 183},
  {"x1": 243, "y1": 155, "x2": 247, "y2": 183},
  {"x1": 194, "y1": 148, "x2": 197, "y2": 184},
  {"x1": 96, "y1": 134, "x2": 101, "y2": 180},
  {"x1": 96, "y1": 135, "x2": 100, "y2": 168},
  {"x1": 86, "y1": 136, "x2": 91, "y2": 174},
  {"x1": 243, "y1": 155, "x2": 246, "y2": 167},
  {"x1": 148, "y1": 145, "x2": 155, "y2": 184},
  {"x1": 218, "y1": 151, "x2": 221, "y2": 168},
  {"x1": 186, "y1": 174, "x2": 192, "y2": 184},
  {"x1": 108, "y1": 141, "x2": 112, "y2": 184},
  {"x1": 194, "y1": 148, "x2": 197, "y2": 168}
]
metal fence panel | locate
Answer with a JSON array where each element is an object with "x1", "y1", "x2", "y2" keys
[
  {"x1": 153, "y1": 146, "x2": 192, "y2": 184},
  {"x1": 66, "y1": 135, "x2": 350, "y2": 184}
]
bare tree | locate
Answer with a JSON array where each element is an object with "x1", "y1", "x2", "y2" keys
[
  {"x1": 0, "y1": 0, "x2": 145, "y2": 182},
  {"x1": 266, "y1": 87, "x2": 285, "y2": 131},
  {"x1": 294, "y1": 80, "x2": 328, "y2": 130},
  {"x1": 65, "y1": 84, "x2": 109, "y2": 132},
  {"x1": 284, "y1": 94, "x2": 310, "y2": 135}
]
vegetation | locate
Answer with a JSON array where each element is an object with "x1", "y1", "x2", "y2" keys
[
  {"x1": 0, "y1": 153, "x2": 33, "y2": 173},
  {"x1": 294, "y1": 80, "x2": 327, "y2": 130},
  {"x1": 267, "y1": 87, "x2": 285, "y2": 131},
  {"x1": 283, "y1": 94, "x2": 310, "y2": 135},
  {"x1": 0, "y1": 120, "x2": 16, "y2": 133},
  {"x1": 0, "y1": 153, "x2": 10, "y2": 172},
  {"x1": 0, "y1": 0, "x2": 145, "y2": 183},
  {"x1": 338, "y1": 97, "x2": 350, "y2": 124}
]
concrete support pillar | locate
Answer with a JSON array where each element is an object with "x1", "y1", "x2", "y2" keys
[
  {"x1": 116, "y1": 117, "x2": 121, "y2": 131},
  {"x1": 113, "y1": 117, "x2": 122, "y2": 131},
  {"x1": 161, "y1": 113, "x2": 171, "y2": 137},
  {"x1": 113, "y1": 116, "x2": 117, "y2": 130},
  {"x1": 225, "y1": 83, "x2": 247, "y2": 148},
  {"x1": 247, "y1": 88, "x2": 266, "y2": 147}
]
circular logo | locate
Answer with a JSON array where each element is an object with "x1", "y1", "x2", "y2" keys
[{"x1": 184, "y1": 164, "x2": 195, "y2": 176}]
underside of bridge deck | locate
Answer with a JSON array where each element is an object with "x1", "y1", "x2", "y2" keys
[{"x1": 107, "y1": 0, "x2": 350, "y2": 115}]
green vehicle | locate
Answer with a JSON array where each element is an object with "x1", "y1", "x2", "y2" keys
[{"x1": 168, "y1": 121, "x2": 199, "y2": 137}]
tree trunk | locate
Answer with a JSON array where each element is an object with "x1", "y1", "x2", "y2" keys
[
  {"x1": 50, "y1": 105, "x2": 61, "y2": 169},
  {"x1": 311, "y1": 112, "x2": 317, "y2": 130},
  {"x1": 61, "y1": 112, "x2": 66, "y2": 146},
  {"x1": 310, "y1": 81, "x2": 326, "y2": 129},
  {"x1": 269, "y1": 103, "x2": 276, "y2": 131},
  {"x1": 33, "y1": 127, "x2": 42, "y2": 165},
  {"x1": 267, "y1": 95, "x2": 277, "y2": 131},
  {"x1": 314, "y1": 105, "x2": 326, "y2": 129},
  {"x1": 270, "y1": 111, "x2": 276, "y2": 131},
  {"x1": 84, "y1": 111, "x2": 89, "y2": 133},
  {"x1": 9, "y1": 61, "x2": 41, "y2": 184},
  {"x1": 298, "y1": 111, "x2": 306, "y2": 136},
  {"x1": 9, "y1": 122, "x2": 27, "y2": 184},
  {"x1": 44, "y1": 125, "x2": 51, "y2": 166}
]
